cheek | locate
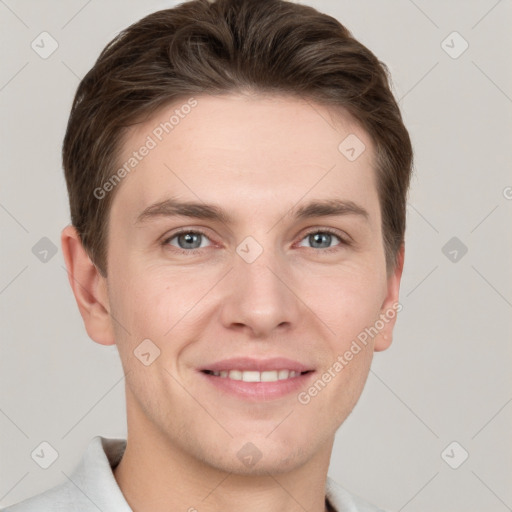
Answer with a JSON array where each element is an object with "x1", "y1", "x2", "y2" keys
[
  {"x1": 297, "y1": 274, "x2": 381, "y2": 423},
  {"x1": 300, "y1": 266, "x2": 385, "y2": 348},
  {"x1": 108, "y1": 263, "x2": 217, "y2": 352}
]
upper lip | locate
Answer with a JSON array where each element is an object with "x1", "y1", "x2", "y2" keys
[{"x1": 200, "y1": 357, "x2": 313, "y2": 373}]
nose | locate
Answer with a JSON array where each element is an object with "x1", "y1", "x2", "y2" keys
[{"x1": 219, "y1": 247, "x2": 302, "y2": 339}]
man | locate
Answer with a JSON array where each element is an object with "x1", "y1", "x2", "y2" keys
[{"x1": 4, "y1": 0, "x2": 412, "y2": 510}]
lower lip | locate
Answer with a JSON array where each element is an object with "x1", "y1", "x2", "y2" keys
[{"x1": 198, "y1": 371, "x2": 315, "y2": 401}]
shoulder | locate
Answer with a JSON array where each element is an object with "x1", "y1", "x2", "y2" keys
[
  {"x1": 1, "y1": 436, "x2": 130, "y2": 512},
  {"x1": 326, "y1": 476, "x2": 391, "y2": 512},
  {"x1": 1, "y1": 480, "x2": 80, "y2": 512}
]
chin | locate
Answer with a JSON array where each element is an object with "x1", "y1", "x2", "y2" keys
[{"x1": 199, "y1": 434, "x2": 315, "y2": 476}]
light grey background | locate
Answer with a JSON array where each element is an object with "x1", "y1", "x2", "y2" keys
[{"x1": 1, "y1": 1, "x2": 511, "y2": 510}]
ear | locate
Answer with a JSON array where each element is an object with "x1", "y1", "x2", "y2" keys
[
  {"x1": 374, "y1": 244, "x2": 405, "y2": 352},
  {"x1": 61, "y1": 225, "x2": 115, "y2": 346}
]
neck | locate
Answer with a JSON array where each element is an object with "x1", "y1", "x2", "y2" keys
[{"x1": 114, "y1": 395, "x2": 333, "y2": 512}]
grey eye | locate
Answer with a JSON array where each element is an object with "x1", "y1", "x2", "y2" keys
[{"x1": 167, "y1": 231, "x2": 211, "y2": 250}]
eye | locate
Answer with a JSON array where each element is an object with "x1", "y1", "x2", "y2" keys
[
  {"x1": 162, "y1": 227, "x2": 350, "y2": 256},
  {"x1": 297, "y1": 229, "x2": 348, "y2": 252},
  {"x1": 163, "y1": 230, "x2": 213, "y2": 253}
]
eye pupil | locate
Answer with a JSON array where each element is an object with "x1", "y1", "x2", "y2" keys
[
  {"x1": 178, "y1": 232, "x2": 201, "y2": 249},
  {"x1": 310, "y1": 232, "x2": 332, "y2": 249}
]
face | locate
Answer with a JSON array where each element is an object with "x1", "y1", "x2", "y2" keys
[{"x1": 99, "y1": 94, "x2": 402, "y2": 474}]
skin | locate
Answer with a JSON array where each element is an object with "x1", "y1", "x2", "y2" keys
[{"x1": 62, "y1": 93, "x2": 404, "y2": 512}]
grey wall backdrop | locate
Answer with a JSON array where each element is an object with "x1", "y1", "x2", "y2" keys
[{"x1": 1, "y1": 1, "x2": 511, "y2": 511}]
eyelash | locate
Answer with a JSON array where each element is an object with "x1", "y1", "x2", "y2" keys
[{"x1": 161, "y1": 227, "x2": 351, "y2": 256}]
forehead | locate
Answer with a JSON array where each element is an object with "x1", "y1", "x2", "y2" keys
[{"x1": 111, "y1": 93, "x2": 379, "y2": 224}]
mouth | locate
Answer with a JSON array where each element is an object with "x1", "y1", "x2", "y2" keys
[{"x1": 198, "y1": 357, "x2": 315, "y2": 401}]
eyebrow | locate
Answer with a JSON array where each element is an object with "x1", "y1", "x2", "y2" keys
[{"x1": 135, "y1": 197, "x2": 369, "y2": 225}]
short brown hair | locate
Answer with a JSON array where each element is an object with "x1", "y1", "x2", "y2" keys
[{"x1": 63, "y1": 0, "x2": 413, "y2": 276}]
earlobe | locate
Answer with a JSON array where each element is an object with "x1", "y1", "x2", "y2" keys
[
  {"x1": 61, "y1": 225, "x2": 115, "y2": 346},
  {"x1": 374, "y1": 244, "x2": 405, "y2": 352}
]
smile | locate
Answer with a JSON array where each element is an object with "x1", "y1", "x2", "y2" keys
[{"x1": 198, "y1": 358, "x2": 315, "y2": 401}]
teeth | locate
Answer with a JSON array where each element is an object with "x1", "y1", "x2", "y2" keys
[
  {"x1": 278, "y1": 369, "x2": 290, "y2": 380},
  {"x1": 261, "y1": 371, "x2": 280, "y2": 382},
  {"x1": 242, "y1": 370, "x2": 260, "y2": 382},
  {"x1": 229, "y1": 370, "x2": 243, "y2": 380},
  {"x1": 209, "y1": 369, "x2": 302, "y2": 381}
]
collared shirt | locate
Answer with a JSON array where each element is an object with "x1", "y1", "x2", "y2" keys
[{"x1": 2, "y1": 437, "x2": 387, "y2": 512}]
